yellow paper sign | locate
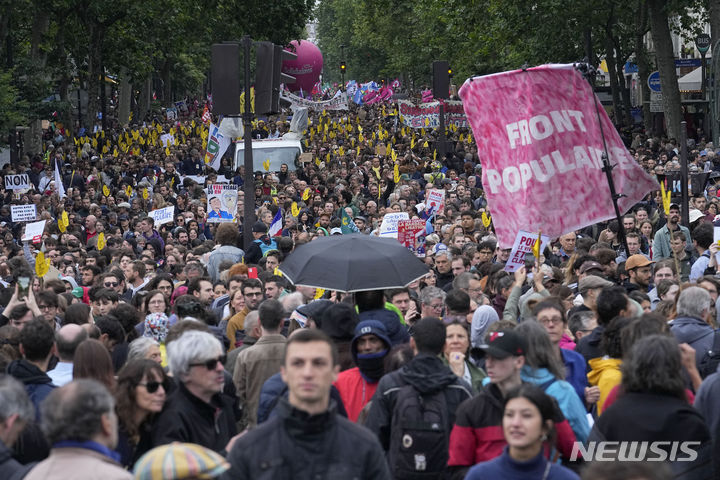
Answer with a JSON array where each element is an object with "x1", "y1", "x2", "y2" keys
[
  {"x1": 142, "y1": 188, "x2": 148, "y2": 200},
  {"x1": 481, "y1": 211, "x2": 492, "y2": 228},
  {"x1": 314, "y1": 288, "x2": 325, "y2": 299},
  {"x1": 291, "y1": 202, "x2": 300, "y2": 217},
  {"x1": 126, "y1": 185, "x2": 133, "y2": 197},
  {"x1": 302, "y1": 188, "x2": 311, "y2": 201},
  {"x1": 35, "y1": 252, "x2": 49, "y2": 278},
  {"x1": 263, "y1": 159, "x2": 271, "y2": 171},
  {"x1": 61, "y1": 211, "x2": 68, "y2": 227},
  {"x1": 97, "y1": 232, "x2": 106, "y2": 251},
  {"x1": 58, "y1": 217, "x2": 66, "y2": 233},
  {"x1": 102, "y1": 185, "x2": 110, "y2": 197}
]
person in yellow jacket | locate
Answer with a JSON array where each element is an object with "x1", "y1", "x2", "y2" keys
[{"x1": 587, "y1": 316, "x2": 631, "y2": 415}]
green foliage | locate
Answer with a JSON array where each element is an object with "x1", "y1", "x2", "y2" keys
[{"x1": 0, "y1": 70, "x2": 27, "y2": 134}]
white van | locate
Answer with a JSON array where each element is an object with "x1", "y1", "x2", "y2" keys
[{"x1": 233, "y1": 138, "x2": 303, "y2": 172}]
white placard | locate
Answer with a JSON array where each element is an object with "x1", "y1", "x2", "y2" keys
[
  {"x1": 379, "y1": 212, "x2": 409, "y2": 238},
  {"x1": 149, "y1": 206, "x2": 175, "y2": 226},
  {"x1": 4, "y1": 174, "x2": 30, "y2": 190},
  {"x1": 504, "y1": 230, "x2": 551, "y2": 272},
  {"x1": 11, "y1": 204, "x2": 37, "y2": 222},
  {"x1": 206, "y1": 184, "x2": 238, "y2": 223},
  {"x1": 160, "y1": 133, "x2": 175, "y2": 147},
  {"x1": 22, "y1": 220, "x2": 46, "y2": 243},
  {"x1": 425, "y1": 189, "x2": 446, "y2": 215}
]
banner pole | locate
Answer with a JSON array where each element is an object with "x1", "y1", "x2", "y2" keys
[{"x1": 575, "y1": 62, "x2": 630, "y2": 257}]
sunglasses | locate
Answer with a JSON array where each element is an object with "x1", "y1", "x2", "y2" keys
[
  {"x1": 137, "y1": 380, "x2": 168, "y2": 394},
  {"x1": 104, "y1": 282, "x2": 118, "y2": 288},
  {"x1": 190, "y1": 355, "x2": 226, "y2": 370}
]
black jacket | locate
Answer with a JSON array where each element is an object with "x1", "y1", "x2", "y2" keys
[
  {"x1": 151, "y1": 382, "x2": 237, "y2": 453},
  {"x1": 574, "y1": 326, "x2": 605, "y2": 370},
  {"x1": 0, "y1": 437, "x2": 32, "y2": 480},
  {"x1": 222, "y1": 398, "x2": 390, "y2": 480},
  {"x1": 590, "y1": 392, "x2": 712, "y2": 480},
  {"x1": 364, "y1": 353, "x2": 473, "y2": 452},
  {"x1": 6, "y1": 359, "x2": 55, "y2": 420}
]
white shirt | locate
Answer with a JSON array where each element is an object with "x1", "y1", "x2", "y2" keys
[{"x1": 47, "y1": 361, "x2": 73, "y2": 386}]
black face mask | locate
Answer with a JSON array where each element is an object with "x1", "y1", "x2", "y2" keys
[{"x1": 356, "y1": 350, "x2": 388, "y2": 382}]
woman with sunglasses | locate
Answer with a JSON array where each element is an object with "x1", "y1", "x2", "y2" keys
[{"x1": 115, "y1": 359, "x2": 169, "y2": 469}]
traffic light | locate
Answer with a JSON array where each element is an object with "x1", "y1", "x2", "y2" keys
[
  {"x1": 340, "y1": 61, "x2": 346, "y2": 72},
  {"x1": 211, "y1": 44, "x2": 240, "y2": 115},
  {"x1": 255, "y1": 42, "x2": 296, "y2": 115},
  {"x1": 448, "y1": 67, "x2": 454, "y2": 79},
  {"x1": 432, "y1": 60, "x2": 449, "y2": 99}
]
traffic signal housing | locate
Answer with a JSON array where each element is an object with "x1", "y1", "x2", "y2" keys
[
  {"x1": 432, "y1": 60, "x2": 450, "y2": 99},
  {"x1": 255, "y1": 42, "x2": 296, "y2": 115}
]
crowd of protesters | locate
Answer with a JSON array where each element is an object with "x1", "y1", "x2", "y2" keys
[{"x1": 0, "y1": 92, "x2": 718, "y2": 479}]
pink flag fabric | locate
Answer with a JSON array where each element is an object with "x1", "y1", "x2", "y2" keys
[{"x1": 459, "y1": 64, "x2": 658, "y2": 247}]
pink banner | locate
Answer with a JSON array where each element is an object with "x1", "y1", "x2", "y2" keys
[{"x1": 459, "y1": 64, "x2": 658, "y2": 247}]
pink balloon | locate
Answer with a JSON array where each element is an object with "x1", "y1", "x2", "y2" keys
[{"x1": 281, "y1": 40, "x2": 324, "y2": 94}]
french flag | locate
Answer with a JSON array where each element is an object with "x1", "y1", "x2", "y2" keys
[{"x1": 268, "y1": 209, "x2": 283, "y2": 237}]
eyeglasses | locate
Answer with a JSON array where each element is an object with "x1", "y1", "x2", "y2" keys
[
  {"x1": 38, "y1": 304, "x2": 54, "y2": 310},
  {"x1": 426, "y1": 303, "x2": 443, "y2": 311},
  {"x1": 244, "y1": 292, "x2": 263, "y2": 297},
  {"x1": 137, "y1": 380, "x2": 167, "y2": 394},
  {"x1": 539, "y1": 317, "x2": 563, "y2": 326},
  {"x1": 104, "y1": 282, "x2": 118, "y2": 288},
  {"x1": 190, "y1": 355, "x2": 226, "y2": 370}
]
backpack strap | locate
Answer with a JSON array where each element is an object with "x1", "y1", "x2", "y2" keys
[{"x1": 539, "y1": 377, "x2": 556, "y2": 391}]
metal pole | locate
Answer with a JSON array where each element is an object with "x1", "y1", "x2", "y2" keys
[
  {"x1": 702, "y1": 52, "x2": 708, "y2": 140},
  {"x1": 77, "y1": 88, "x2": 82, "y2": 130},
  {"x1": 242, "y1": 35, "x2": 256, "y2": 250},
  {"x1": 680, "y1": 120, "x2": 690, "y2": 227},
  {"x1": 438, "y1": 101, "x2": 447, "y2": 158}
]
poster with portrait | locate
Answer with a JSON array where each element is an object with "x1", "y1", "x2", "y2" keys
[{"x1": 206, "y1": 184, "x2": 237, "y2": 223}]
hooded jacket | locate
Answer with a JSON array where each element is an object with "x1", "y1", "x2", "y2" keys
[
  {"x1": 587, "y1": 357, "x2": 623, "y2": 415},
  {"x1": 6, "y1": 359, "x2": 56, "y2": 419},
  {"x1": 357, "y1": 308, "x2": 409, "y2": 346},
  {"x1": 364, "y1": 354, "x2": 473, "y2": 452},
  {"x1": 670, "y1": 316, "x2": 715, "y2": 369},
  {"x1": 521, "y1": 366, "x2": 590, "y2": 443}
]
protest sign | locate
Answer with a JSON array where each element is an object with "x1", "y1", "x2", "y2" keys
[
  {"x1": 397, "y1": 219, "x2": 427, "y2": 257},
  {"x1": 149, "y1": 206, "x2": 175, "y2": 226},
  {"x1": 280, "y1": 91, "x2": 349, "y2": 111},
  {"x1": 22, "y1": 220, "x2": 46, "y2": 243},
  {"x1": 459, "y1": 64, "x2": 658, "y2": 247},
  {"x1": 206, "y1": 184, "x2": 237, "y2": 223},
  {"x1": 425, "y1": 189, "x2": 446, "y2": 215},
  {"x1": 504, "y1": 230, "x2": 551, "y2": 272},
  {"x1": 4, "y1": 174, "x2": 30, "y2": 190},
  {"x1": 398, "y1": 100, "x2": 468, "y2": 129},
  {"x1": 11, "y1": 204, "x2": 37, "y2": 222},
  {"x1": 204, "y1": 123, "x2": 231, "y2": 171},
  {"x1": 379, "y1": 212, "x2": 409, "y2": 238},
  {"x1": 160, "y1": 134, "x2": 175, "y2": 147}
]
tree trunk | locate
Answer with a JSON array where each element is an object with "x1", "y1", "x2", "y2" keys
[
  {"x1": 86, "y1": 25, "x2": 100, "y2": 129},
  {"x1": 56, "y1": 28, "x2": 72, "y2": 138},
  {"x1": 29, "y1": 7, "x2": 49, "y2": 67},
  {"x1": 138, "y1": 77, "x2": 152, "y2": 121},
  {"x1": 117, "y1": 67, "x2": 131, "y2": 126},
  {"x1": 709, "y1": 0, "x2": 720, "y2": 48},
  {"x1": 648, "y1": 0, "x2": 683, "y2": 140},
  {"x1": 635, "y1": 0, "x2": 652, "y2": 134},
  {"x1": 605, "y1": 28, "x2": 623, "y2": 126},
  {"x1": 161, "y1": 58, "x2": 172, "y2": 107}
]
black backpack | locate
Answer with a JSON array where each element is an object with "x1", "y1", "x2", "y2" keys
[
  {"x1": 388, "y1": 384, "x2": 449, "y2": 479},
  {"x1": 699, "y1": 331, "x2": 720, "y2": 378}
]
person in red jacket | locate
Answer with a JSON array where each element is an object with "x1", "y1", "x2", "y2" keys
[
  {"x1": 447, "y1": 330, "x2": 577, "y2": 480},
  {"x1": 334, "y1": 320, "x2": 391, "y2": 422}
]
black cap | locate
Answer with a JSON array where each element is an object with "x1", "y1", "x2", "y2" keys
[
  {"x1": 252, "y1": 221, "x2": 267, "y2": 233},
  {"x1": 478, "y1": 330, "x2": 527, "y2": 359}
]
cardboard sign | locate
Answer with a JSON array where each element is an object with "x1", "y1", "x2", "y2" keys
[
  {"x1": 504, "y1": 230, "x2": 551, "y2": 272},
  {"x1": 149, "y1": 206, "x2": 175, "y2": 226},
  {"x1": 397, "y1": 219, "x2": 427, "y2": 257},
  {"x1": 425, "y1": 189, "x2": 446, "y2": 215},
  {"x1": 375, "y1": 144, "x2": 387, "y2": 156},
  {"x1": 299, "y1": 153, "x2": 313, "y2": 163},
  {"x1": 11, "y1": 204, "x2": 37, "y2": 222},
  {"x1": 22, "y1": 220, "x2": 46, "y2": 243},
  {"x1": 4, "y1": 174, "x2": 30, "y2": 190},
  {"x1": 379, "y1": 212, "x2": 409, "y2": 238},
  {"x1": 206, "y1": 184, "x2": 238, "y2": 223}
]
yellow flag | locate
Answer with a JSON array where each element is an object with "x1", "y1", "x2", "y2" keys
[
  {"x1": 126, "y1": 185, "x2": 133, "y2": 197},
  {"x1": 291, "y1": 202, "x2": 300, "y2": 217},
  {"x1": 481, "y1": 211, "x2": 492, "y2": 228},
  {"x1": 660, "y1": 180, "x2": 672, "y2": 215},
  {"x1": 263, "y1": 159, "x2": 271, "y2": 171},
  {"x1": 102, "y1": 185, "x2": 110, "y2": 197},
  {"x1": 58, "y1": 217, "x2": 66, "y2": 233},
  {"x1": 326, "y1": 153, "x2": 330, "y2": 162},
  {"x1": 61, "y1": 211, "x2": 68, "y2": 228},
  {"x1": 532, "y1": 231, "x2": 542, "y2": 259},
  {"x1": 302, "y1": 188, "x2": 311, "y2": 201},
  {"x1": 423, "y1": 141, "x2": 429, "y2": 148},
  {"x1": 314, "y1": 288, "x2": 325, "y2": 299},
  {"x1": 165, "y1": 147, "x2": 171, "y2": 156},
  {"x1": 393, "y1": 163, "x2": 400, "y2": 183},
  {"x1": 35, "y1": 252, "x2": 49, "y2": 278},
  {"x1": 411, "y1": 137, "x2": 415, "y2": 149},
  {"x1": 97, "y1": 232, "x2": 106, "y2": 251},
  {"x1": 273, "y1": 267, "x2": 283, "y2": 277},
  {"x1": 142, "y1": 188, "x2": 148, "y2": 200},
  {"x1": 338, "y1": 146, "x2": 344, "y2": 156}
]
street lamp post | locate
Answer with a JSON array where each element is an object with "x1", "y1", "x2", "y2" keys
[{"x1": 340, "y1": 44, "x2": 346, "y2": 90}]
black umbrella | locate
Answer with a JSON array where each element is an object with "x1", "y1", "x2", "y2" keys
[{"x1": 278, "y1": 234, "x2": 430, "y2": 292}]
